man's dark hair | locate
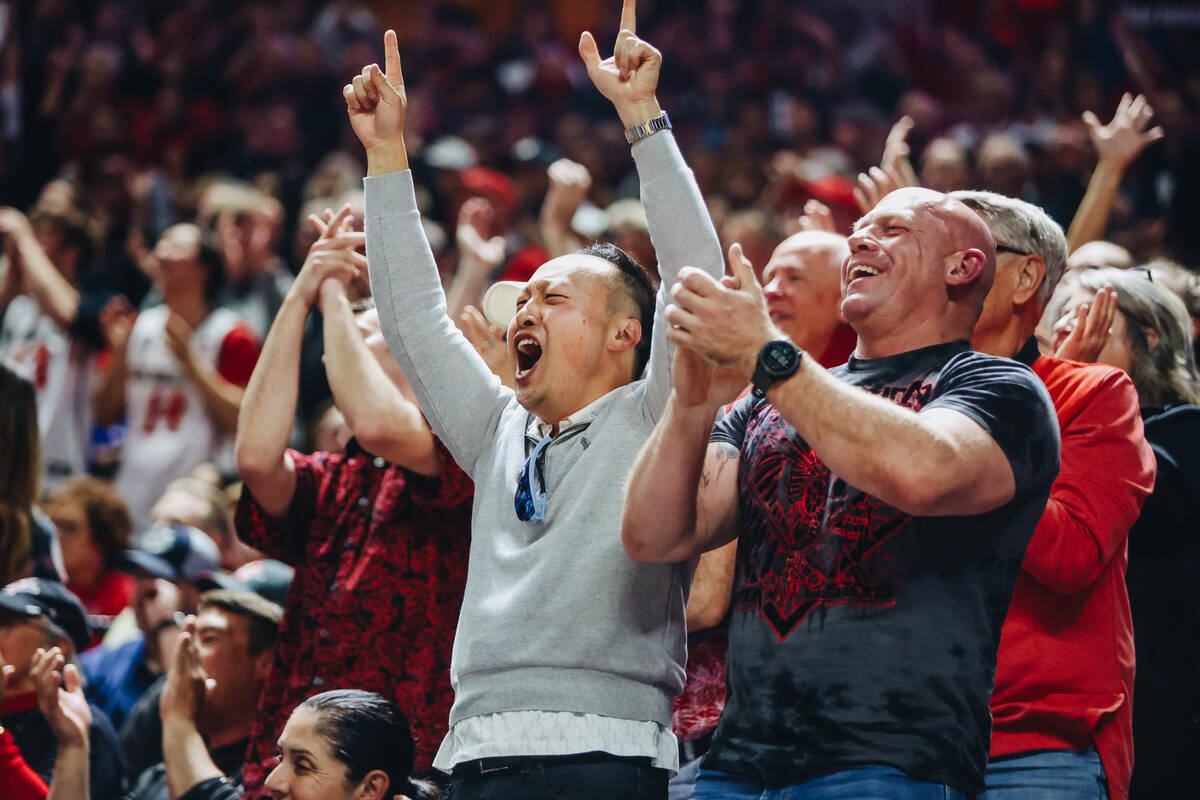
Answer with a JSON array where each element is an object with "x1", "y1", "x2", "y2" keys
[
  {"x1": 578, "y1": 242, "x2": 655, "y2": 380},
  {"x1": 299, "y1": 689, "x2": 420, "y2": 799},
  {"x1": 197, "y1": 589, "x2": 282, "y2": 655}
]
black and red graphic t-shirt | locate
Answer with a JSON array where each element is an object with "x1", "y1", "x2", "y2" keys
[{"x1": 703, "y1": 340, "x2": 1059, "y2": 795}]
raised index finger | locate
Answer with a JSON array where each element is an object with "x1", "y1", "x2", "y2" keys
[
  {"x1": 619, "y1": 0, "x2": 637, "y2": 33},
  {"x1": 383, "y1": 29, "x2": 404, "y2": 86}
]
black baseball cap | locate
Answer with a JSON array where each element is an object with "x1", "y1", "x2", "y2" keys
[
  {"x1": 122, "y1": 524, "x2": 220, "y2": 583},
  {"x1": 0, "y1": 578, "x2": 91, "y2": 653},
  {"x1": 196, "y1": 559, "x2": 294, "y2": 608}
]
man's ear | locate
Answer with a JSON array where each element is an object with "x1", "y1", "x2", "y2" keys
[
  {"x1": 1011, "y1": 254, "x2": 1047, "y2": 306},
  {"x1": 253, "y1": 650, "x2": 272, "y2": 682},
  {"x1": 607, "y1": 315, "x2": 642, "y2": 354},
  {"x1": 947, "y1": 248, "x2": 987, "y2": 287}
]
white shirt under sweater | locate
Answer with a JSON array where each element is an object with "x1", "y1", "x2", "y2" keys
[{"x1": 364, "y1": 131, "x2": 724, "y2": 773}]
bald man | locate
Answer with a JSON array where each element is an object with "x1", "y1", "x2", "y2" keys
[
  {"x1": 622, "y1": 188, "x2": 1061, "y2": 799},
  {"x1": 761, "y1": 231, "x2": 856, "y2": 367}
]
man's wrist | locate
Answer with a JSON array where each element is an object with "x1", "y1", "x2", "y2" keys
[
  {"x1": 740, "y1": 334, "x2": 775, "y2": 378},
  {"x1": 281, "y1": 289, "x2": 313, "y2": 314},
  {"x1": 616, "y1": 98, "x2": 664, "y2": 131},
  {"x1": 366, "y1": 141, "x2": 409, "y2": 176},
  {"x1": 1093, "y1": 157, "x2": 1129, "y2": 181},
  {"x1": 317, "y1": 280, "x2": 349, "y2": 311},
  {"x1": 162, "y1": 710, "x2": 201, "y2": 731}
]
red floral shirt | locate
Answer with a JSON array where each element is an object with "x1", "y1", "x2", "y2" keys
[
  {"x1": 671, "y1": 632, "x2": 727, "y2": 743},
  {"x1": 234, "y1": 439, "x2": 472, "y2": 793}
]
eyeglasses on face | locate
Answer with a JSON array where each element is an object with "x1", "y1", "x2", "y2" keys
[{"x1": 995, "y1": 244, "x2": 1031, "y2": 257}]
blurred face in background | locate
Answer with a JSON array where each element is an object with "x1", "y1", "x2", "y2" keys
[
  {"x1": 46, "y1": 498, "x2": 104, "y2": 587},
  {"x1": 154, "y1": 224, "x2": 206, "y2": 299},
  {"x1": 762, "y1": 232, "x2": 847, "y2": 354}
]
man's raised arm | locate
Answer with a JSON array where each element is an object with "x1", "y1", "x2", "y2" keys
[
  {"x1": 236, "y1": 206, "x2": 365, "y2": 518},
  {"x1": 578, "y1": 0, "x2": 724, "y2": 414},
  {"x1": 348, "y1": 30, "x2": 509, "y2": 475}
]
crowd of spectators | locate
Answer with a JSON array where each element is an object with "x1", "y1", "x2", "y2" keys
[{"x1": 0, "y1": 0, "x2": 1198, "y2": 799}]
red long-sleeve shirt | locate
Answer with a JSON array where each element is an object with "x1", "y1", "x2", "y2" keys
[
  {"x1": 990, "y1": 349, "x2": 1156, "y2": 800},
  {"x1": 0, "y1": 728, "x2": 49, "y2": 800}
]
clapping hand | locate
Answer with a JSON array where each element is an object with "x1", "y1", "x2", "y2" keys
[
  {"x1": 456, "y1": 198, "x2": 506, "y2": 272},
  {"x1": 1053, "y1": 286, "x2": 1118, "y2": 363},
  {"x1": 459, "y1": 305, "x2": 514, "y2": 389},
  {"x1": 292, "y1": 204, "x2": 366, "y2": 306},
  {"x1": 32, "y1": 647, "x2": 92, "y2": 749},
  {"x1": 164, "y1": 312, "x2": 196, "y2": 370},
  {"x1": 159, "y1": 617, "x2": 212, "y2": 725},
  {"x1": 668, "y1": 242, "x2": 781, "y2": 379}
]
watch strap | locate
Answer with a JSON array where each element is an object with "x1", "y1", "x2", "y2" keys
[
  {"x1": 625, "y1": 111, "x2": 672, "y2": 145},
  {"x1": 751, "y1": 339, "x2": 802, "y2": 397}
]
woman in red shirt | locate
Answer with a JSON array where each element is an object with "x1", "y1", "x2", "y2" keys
[{"x1": 41, "y1": 476, "x2": 134, "y2": 647}]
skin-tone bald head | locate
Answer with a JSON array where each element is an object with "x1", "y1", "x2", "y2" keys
[
  {"x1": 843, "y1": 188, "x2": 996, "y2": 358},
  {"x1": 762, "y1": 231, "x2": 849, "y2": 354}
]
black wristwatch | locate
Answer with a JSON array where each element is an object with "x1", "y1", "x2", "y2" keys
[{"x1": 751, "y1": 339, "x2": 803, "y2": 397}]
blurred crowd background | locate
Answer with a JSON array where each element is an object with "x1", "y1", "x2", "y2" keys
[
  {"x1": 3, "y1": 0, "x2": 1198, "y2": 320},
  {"x1": 1, "y1": 1, "x2": 1199, "y2": 798}
]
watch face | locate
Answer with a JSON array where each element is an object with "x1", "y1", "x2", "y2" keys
[{"x1": 763, "y1": 340, "x2": 799, "y2": 375}]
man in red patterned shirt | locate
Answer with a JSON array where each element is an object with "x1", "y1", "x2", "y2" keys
[{"x1": 233, "y1": 207, "x2": 473, "y2": 793}]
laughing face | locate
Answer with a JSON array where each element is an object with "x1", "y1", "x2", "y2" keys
[
  {"x1": 842, "y1": 188, "x2": 981, "y2": 344},
  {"x1": 507, "y1": 254, "x2": 633, "y2": 424}
]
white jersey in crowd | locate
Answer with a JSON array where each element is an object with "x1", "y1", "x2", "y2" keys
[
  {"x1": 0, "y1": 295, "x2": 95, "y2": 489},
  {"x1": 115, "y1": 304, "x2": 243, "y2": 528}
]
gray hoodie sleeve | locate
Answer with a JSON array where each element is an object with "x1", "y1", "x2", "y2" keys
[
  {"x1": 363, "y1": 169, "x2": 509, "y2": 476},
  {"x1": 630, "y1": 131, "x2": 724, "y2": 421}
]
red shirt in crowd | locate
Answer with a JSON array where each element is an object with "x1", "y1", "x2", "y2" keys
[
  {"x1": 234, "y1": 438, "x2": 472, "y2": 793},
  {"x1": 0, "y1": 716, "x2": 48, "y2": 800},
  {"x1": 990, "y1": 343, "x2": 1156, "y2": 800},
  {"x1": 671, "y1": 633, "x2": 727, "y2": 744},
  {"x1": 69, "y1": 570, "x2": 134, "y2": 650}
]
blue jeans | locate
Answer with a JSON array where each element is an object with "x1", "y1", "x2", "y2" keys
[
  {"x1": 692, "y1": 766, "x2": 969, "y2": 799},
  {"x1": 980, "y1": 748, "x2": 1109, "y2": 800},
  {"x1": 669, "y1": 757, "x2": 703, "y2": 800}
]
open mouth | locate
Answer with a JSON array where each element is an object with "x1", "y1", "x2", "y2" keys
[
  {"x1": 847, "y1": 264, "x2": 882, "y2": 283},
  {"x1": 513, "y1": 334, "x2": 543, "y2": 379}
]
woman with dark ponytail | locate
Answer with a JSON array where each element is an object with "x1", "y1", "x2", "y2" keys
[{"x1": 265, "y1": 689, "x2": 435, "y2": 800}]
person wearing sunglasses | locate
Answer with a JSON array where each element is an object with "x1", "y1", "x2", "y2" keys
[{"x1": 349, "y1": 2, "x2": 723, "y2": 797}]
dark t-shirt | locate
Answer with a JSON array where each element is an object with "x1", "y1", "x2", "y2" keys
[
  {"x1": 2, "y1": 697, "x2": 127, "y2": 800},
  {"x1": 703, "y1": 340, "x2": 1059, "y2": 795}
]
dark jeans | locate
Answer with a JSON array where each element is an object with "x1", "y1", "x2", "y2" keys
[{"x1": 445, "y1": 753, "x2": 669, "y2": 800}]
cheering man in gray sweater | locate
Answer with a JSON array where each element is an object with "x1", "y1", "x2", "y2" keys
[{"x1": 344, "y1": 2, "x2": 723, "y2": 797}]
